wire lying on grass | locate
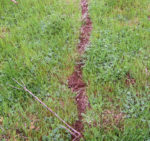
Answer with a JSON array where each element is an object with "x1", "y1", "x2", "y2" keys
[{"x1": 11, "y1": 79, "x2": 81, "y2": 140}]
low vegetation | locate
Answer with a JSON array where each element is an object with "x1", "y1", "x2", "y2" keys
[
  {"x1": 0, "y1": 0, "x2": 150, "y2": 140},
  {"x1": 0, "y1": 0, "x2": 81, "y2": 140},
  {"x1": 83, "y1": 0, "x2": 150, "y2": 140}
]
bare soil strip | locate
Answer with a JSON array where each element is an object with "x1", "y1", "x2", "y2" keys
[{"x1": 68, "y1": 0, "x2": 92, "y2": 139}]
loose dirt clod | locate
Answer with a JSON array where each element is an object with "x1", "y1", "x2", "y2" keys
[
  {"x1": 126, "y1": 73, "x2": 136, "y2": 86},
  {"x1": 68, "y1": 0, "x2": 92, "y2": 140}
]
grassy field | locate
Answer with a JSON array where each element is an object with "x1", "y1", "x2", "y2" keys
[
  {"x1": 0, "y1": 0, "x2": 150, "y2": 140},
  {"x1": 0, "y1": 0, "x2": 81, "y2": 140},
  {"x1": 83, "y1": 0, "x2": 150, "y2": 140}
]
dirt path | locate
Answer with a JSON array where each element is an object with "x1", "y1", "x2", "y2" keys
[{"x1": 68, "y1": 0, "x2": 92, "y2": 140}]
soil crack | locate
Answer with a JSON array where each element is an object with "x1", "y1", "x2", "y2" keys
[{"x1": 68, "y1": 0, "x2": 92, "y2": 140}]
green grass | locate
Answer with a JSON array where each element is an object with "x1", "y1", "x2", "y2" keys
[
  {"x1": 82, "y1": 0, "x2": 150, "y2": 140},
  {"x1": 1, "y1": 0, "x2": 150, "y2": 140},
  {"x1": 0, "y1": 0, "x2": 81, "y2": 140}
]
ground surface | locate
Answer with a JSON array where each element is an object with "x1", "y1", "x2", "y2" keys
[
  {"x1": 83, "y1": 0, "x2": 150, "y2": 140},
  {"x1": 0, "y1": 0, "x2": 150, "y2": 140},
  {"x1": 0, "y1": 0, "x2": 81, "y2": 140}
]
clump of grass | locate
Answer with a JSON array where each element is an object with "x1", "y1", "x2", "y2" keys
[
  {"x1": 0, "y1": 0, "x2": 81, "y2": 140},
  {"x1": 83, "y1": 0, "x2": 150, "y2": 140}
]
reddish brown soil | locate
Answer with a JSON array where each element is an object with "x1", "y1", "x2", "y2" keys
[
  {"x1": 68, "y1": 0, "x2": 92, "y2": 140},
  {"x1": 126, "y1": 73, "x2": 136, "y2": 86},
  {"x1": 78, "y1": 0, "x2": 92, "y2": 54},
  {"x1": 68, "y1": 63, "x2": 90, "y2": 133}
]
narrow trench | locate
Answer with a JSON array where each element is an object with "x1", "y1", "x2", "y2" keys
[{"x1": 68, "y1": 0, "x2": 92, "y2": 140}]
